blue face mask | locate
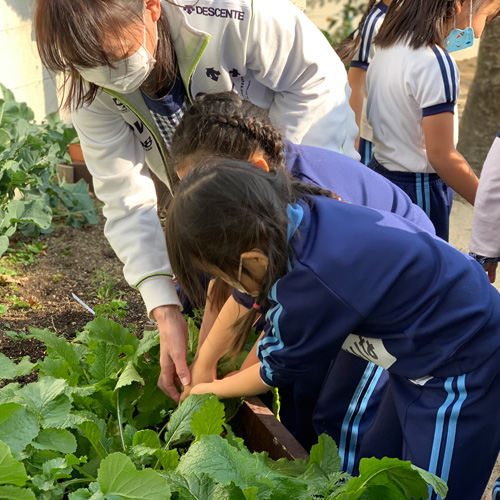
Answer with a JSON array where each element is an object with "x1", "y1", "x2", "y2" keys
[
  {"x1": 445, "y1": 1, "x2": 475, "y2": 53},
  {"x1": 444, "y1": 26, "x2": 475, "y2": 52}
]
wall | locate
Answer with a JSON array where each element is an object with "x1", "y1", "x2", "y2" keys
[{"x1": 0, "y1": 0, "x2": 61, "y2": 121}]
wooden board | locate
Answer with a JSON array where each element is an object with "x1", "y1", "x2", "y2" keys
[{"x1": 234, "y1": 396, "x2": 309, "y2": 461}]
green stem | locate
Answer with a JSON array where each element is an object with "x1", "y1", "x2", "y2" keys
[
  {"x1": 72, "y1": 464, "x2": 96, "y2": 481},
  {"x1": 116, "y1": 388, "x2": 127, "y2": 452},
  {"x1": 60, "y1": 477, "x2": 93, "y2": 488}
]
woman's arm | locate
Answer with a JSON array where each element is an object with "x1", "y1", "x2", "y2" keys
[
  {"x1": 423, "y1": 112, "x2": 478, "y2": 205},
  {"x1": 243, "y1": 0, "x2": 358, "y2": 157},
  {"x1": 190, "y1": 363, "x2": 269, "y2": 399},
  {"x1": 72, "y1": 96, "x2": 189, "y2": 401}
]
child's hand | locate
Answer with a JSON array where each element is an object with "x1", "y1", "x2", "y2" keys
[
  {"x1": 190, "y1": 382, "x2": 218, "y2": 396},
  {"x1": 190, "y1": 357, "x2": 217, "y2": 387},
  {"x1": 180, "y1": 383, "x2": 192, "y2": 402}
]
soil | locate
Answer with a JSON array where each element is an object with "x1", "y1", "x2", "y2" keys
[
  {"x1": 0, "y1": 204, "x2": 152, "y2": 385},
  {"x1": 1, "y1": 56, "x2": 499, "y2": 495}
]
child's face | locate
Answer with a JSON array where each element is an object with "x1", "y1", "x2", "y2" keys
[{"x1": 457, "y1": 0, "x2": 500, "y2": 38}]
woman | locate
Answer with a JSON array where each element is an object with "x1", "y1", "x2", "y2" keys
[{"x1": 34, "y1": 0, "x2": 358, "y2": 400}]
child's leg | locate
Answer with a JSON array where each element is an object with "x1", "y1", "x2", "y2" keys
[
  {"x1": 367, "y1": 157, "x2": 453, "y2": 240},
  {"x1": 356, "y1": 377, "x2": 404, "y2": 469},
  {"x1": 390, "y1": 351, "x2": 500, "y2": 500},
  {"x1": 312, "y1": 352, "x2": 390, "y2": 474}
]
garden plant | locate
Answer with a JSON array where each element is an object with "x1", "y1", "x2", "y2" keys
[
  {"x1": 0, "y1": 84, "x2": 98, "y2": 257},
  {"x1": 0, "y1": 315, "x2": 448, "y2": 500}
]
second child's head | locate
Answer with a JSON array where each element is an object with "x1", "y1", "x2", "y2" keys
[
  {"x1": 170, "y1": 92, "x2": 286, "y2": 179},
  {"x1": 375, "y1": 0, "x2": 500, "y2": 50},
  {"x1": 166, "y1": 159, "x2": 333, "y2": 355}
]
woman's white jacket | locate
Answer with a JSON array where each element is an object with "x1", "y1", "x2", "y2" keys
[{"x1": 71, "y1": 0, "x2": 358, "y2": 315}]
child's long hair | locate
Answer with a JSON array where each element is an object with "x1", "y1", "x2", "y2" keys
[
  {"x1": 335, "y1": 0, "x2": 378, "y2": 64},
  {"x1": 165, "y1": 160, "x2": 332, "y2": 356},
  {"x1": 375, "y1": 0, "x2": 498, "y2": 49},
  {"x1": 34, "y1": 0, "x2": 177, "y2": 110},
  {"x1": 170, "y1": 92, "x2": 286, "y2": 170},
  {"x1": 170, "y1": 92, "x2": 287, "y2": 312}
]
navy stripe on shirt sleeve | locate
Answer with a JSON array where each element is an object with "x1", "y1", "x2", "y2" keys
[
  {"x1": 350, "y1": 60, "x2": 369, "y2": 70},
  {"x1": 422, "y1": 102, "x2": 455, "y2": 117}
]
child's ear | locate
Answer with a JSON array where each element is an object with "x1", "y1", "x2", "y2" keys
[
  {"x1": 455, "y1": 0, "x2": 463, "y2": 15},
  {"x1": 240, "y1": 250, "x2": 269, "y2": 275},
  {"x1": 249, "y1": 154, "x2": 270, "y2": 172}
]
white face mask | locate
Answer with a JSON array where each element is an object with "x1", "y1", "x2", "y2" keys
[{"x1": 77, "y1": 11, "x2": 157, "y2": 94}]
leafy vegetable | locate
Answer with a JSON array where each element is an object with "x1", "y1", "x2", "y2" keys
[
  {"x1": 0, "y1": 83, "x2": 98, "y2": 255},
  {"x1": 0, "y1": 318, "x2": 447, "y2": 499}
]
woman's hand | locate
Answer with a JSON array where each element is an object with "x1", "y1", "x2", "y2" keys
[{"x1": 154, "y1": 305, "x2": 190, "y2": 402}]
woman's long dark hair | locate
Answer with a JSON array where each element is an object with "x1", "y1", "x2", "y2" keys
[
  {"x1": 34, "y1": 0, "x2": 176, "y2": 110},
  {"x1": 165, "y1": 159, "x2": 333, "y2": 357}
]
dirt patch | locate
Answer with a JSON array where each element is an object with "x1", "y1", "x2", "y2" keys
[{"x1": 0, "y1": 198, "x2": 151, "y2": 383}]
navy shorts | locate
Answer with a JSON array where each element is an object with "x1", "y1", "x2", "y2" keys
[
  {"x1": 312, "y1": 354, "x2": 389, "y2": 475},
  {"x1": 358, "y1": 138, "x2": 374, "y2": 166},
  {"x1": 367, "y1": 157, "x2": 454, "y2": 241},
  {"x1": 360, "y1": 347, "x2": 500, "y2": 500}
]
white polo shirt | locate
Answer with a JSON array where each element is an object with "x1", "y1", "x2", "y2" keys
[{"x1": 366, "y1": 42, "x2": 460, "y2": 173}]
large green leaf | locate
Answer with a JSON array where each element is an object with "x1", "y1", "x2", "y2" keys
[
  {"x1": 134, "y1": 330, "x2": 160, "y2": 359},
  {"x1": 115, "y1": 361, "x2": 144, "y2": 391},
  {"x1": 85, "y1": 318, "x2": 139, "y2": 351},
  {"x1": 190, "y1": 396, "x2": 225, "y2": 440},
  {"x1": 132, "y1": 430, "x2": 161, "y2": 450},
  {"x1": 0, "y1": 354, "x2": 16, "y2": 380},
  {"x1": 77, "y1": 421, "x2": 107, "y2": 459},
  {"x1": 0, "y1": 403, "x2": 39, "y2": 455},
  {"x1": 168, "y1": 473, "x2": 248, "y2": 500},
  {"x1": 0, "y1": 440, "x2": 28, "y2": 486},
  {"x1": 29, "y1": 328, "x2": 83, "y2": 373},
  {"x1": 163, "y1": 394, "x2": 213, "y2": 449},
  {"x1": 338, "y1": 457, "x2": 447, "y2": 500},
  {"x1": 40, "y1": 394, "x2": 73, "y2": 429},
  {"x1": 178, "y1": 434, "x2": 308, "y2": 496},
  {"x1": 32, "y1": 428, "x2": 77, "y2": 454},
  {"x1": 411, "y1": 464, "x2": 449, "y2": 499},
  {"x1": 0, "y1": 486, "x2": 36, "y2": 500},
  {"x1": 17, "y1": 377, "x2": 68, "y2": 416},
  {"x1": 0, "y1": 235, "x2": 8, "y2": 256},
  {"x1": 5, "y1": 199, "x2": 52, "y2": 230},
  {"x1": 57, "y1": 180, "x2": 99, "y2": 227},
  {"x1": 97, "y1": 452, "x2": 171, "y2": 500},
  {"x1": 13, "y1": 357, "x2": 37, "y2": 378},
  {"x1": 308, "y1": 434, "x2": 341, "y2": 476},
  {"x1": 89, "y1": 342, "x2": 121, "y2": 382}
]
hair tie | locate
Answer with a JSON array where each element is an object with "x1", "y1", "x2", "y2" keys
[{"x1": 252, "y1": 303, "x2": 261, "y2": 310}]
